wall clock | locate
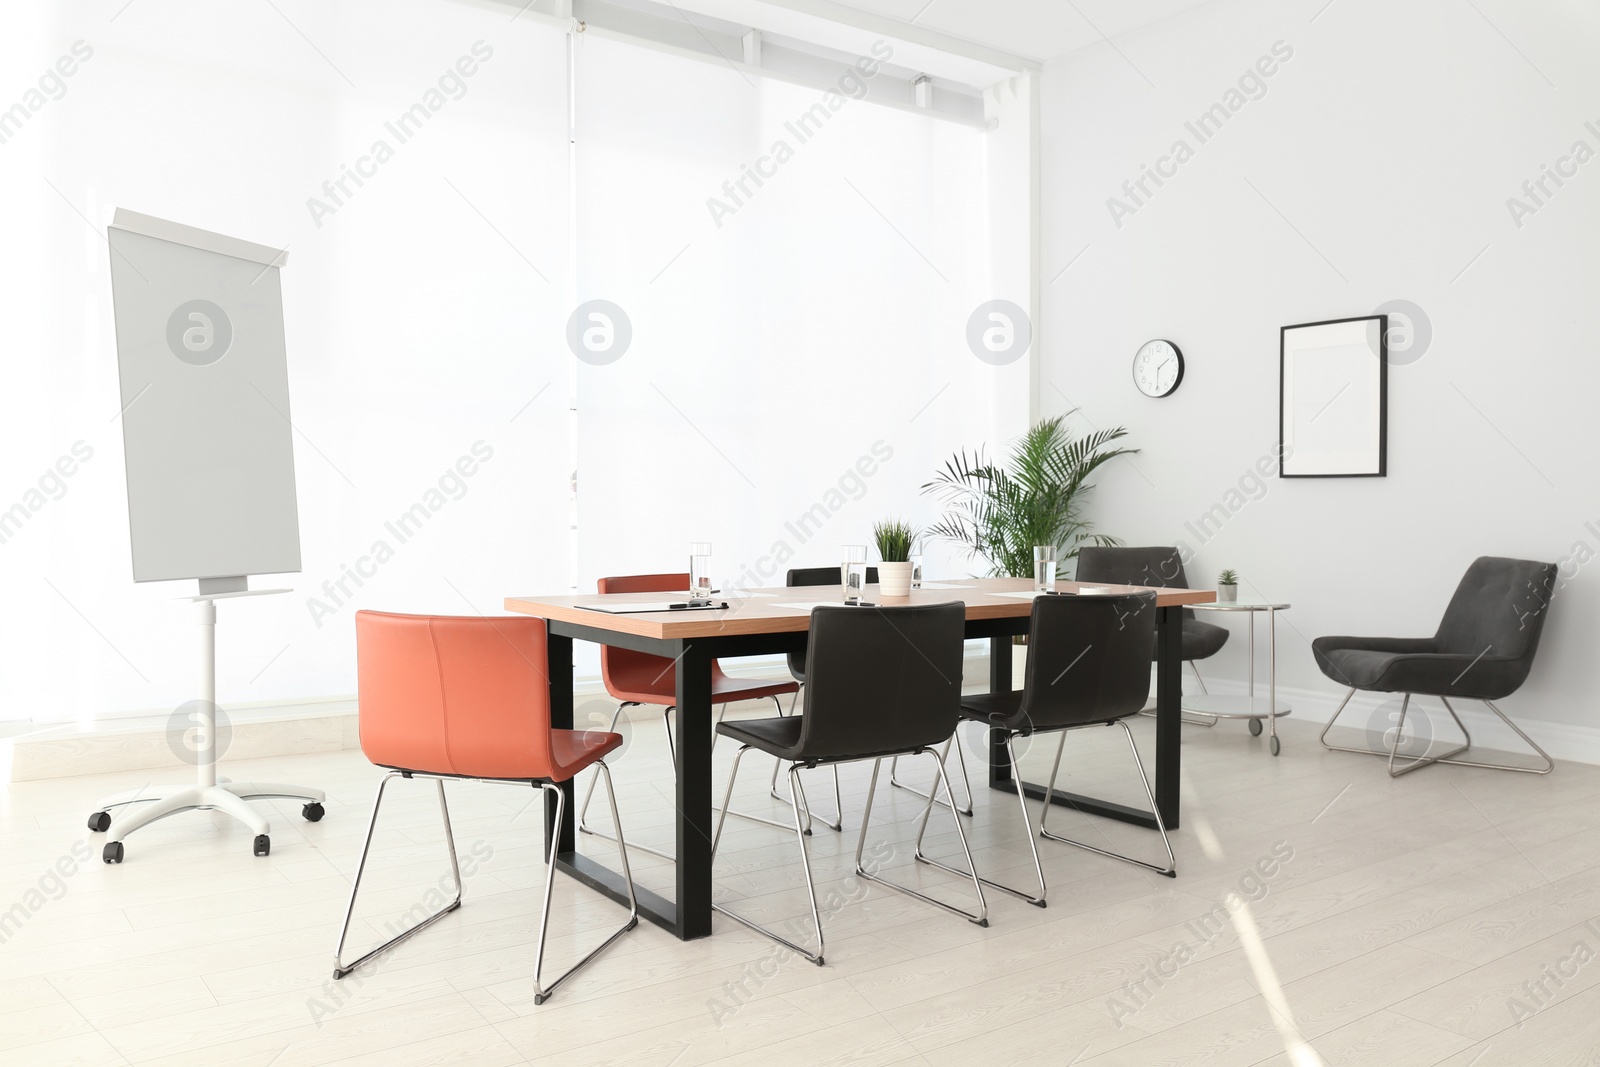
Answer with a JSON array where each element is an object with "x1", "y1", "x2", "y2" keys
[{"x1": 1133, "y1": 339, "x2": 1184, "y2": 397}]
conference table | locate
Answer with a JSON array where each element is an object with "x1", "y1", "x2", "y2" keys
[{"x1": 505, "y1": 577, "x2": 1214, "y2": 941}]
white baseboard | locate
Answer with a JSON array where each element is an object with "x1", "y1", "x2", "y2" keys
[{"x1": 10, "y1": 652, "x2": 1595, "y2": 782}]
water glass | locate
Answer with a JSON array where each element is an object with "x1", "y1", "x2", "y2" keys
[
  {"x1": 1033, "y1": 544, "x2": 1058, "y2": 594},
  {"x1": 908, "y1": 546, "x2": 925, "y2": 589},
  {"x1": 842, "y1": 561, "x2": 869, "y2": 604},
  {"x1": 841, "y1": 545, "x2": 868, "y2": 604},
  {"x1": 689, "y1": 542, "x2": 713, "y2": 602}
]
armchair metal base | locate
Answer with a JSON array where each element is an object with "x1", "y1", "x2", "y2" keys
[
  {"x1": 710, "y1": 747, "x2": 986, "y2": 967},
  {"x1": 1320, "y1": 688, "x2": 1554, "y2": 776},
  {"x1": 333, "y1": 767, "x2": 638, "y2": 1005}
]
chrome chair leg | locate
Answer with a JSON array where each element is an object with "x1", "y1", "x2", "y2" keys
[
  {"x1": 576, "y1": 702, "x2": 629, "y2": 834},
  {"x1": 711, "y1": 749, "x2": 825, "y2": 965},
  {"x1": 576, "y1": 702, "x2": 675, "y2": 863},
  {"x1": 769, "y1": 693, "x2": 789, "y2": 799},
  {"x1": 333, "y1": 774, "x2": 463, "y2": 979},
  {"x1": 889, "y1": 733, "x2": 975, "y2": 817},
  {"x1": 532, "y1": 763, "x2": 638, "y2": 1004},
  {"x1": 759, "y1": 694, "x2": 836, "y2": 833},
  {"x1": 1318, "y1": 687, "x2": 1366, "y2": 755},
  {"x1": 914, "y1": 735, "x2": 1047, "y2": 907},
  {"x1": 1140, "y1": 661, "x2": 1218, "y2": 726},
  {"x1": 1184, "y1": 662, "x2": 1219, "y2": 725},
  {"x1": 1038, "y1": 723, "x2": 1176, "y2": 877},
  {"x1": 858, "y1": 756, "x2": 988, "y2": 927}
]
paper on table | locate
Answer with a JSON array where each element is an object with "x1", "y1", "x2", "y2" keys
[
  {"x1": 771, "y1": 600, "x2": 861, "y2": 612},
  {"x1": 670, "y1": 590, "x2": 774, "y2": 598},
  {"x1": 581, "y1": 601, "x2": 728, "y2": 614},
  {"x1": 993, "y1": 587, "x2": 1121, "y2": 600}
]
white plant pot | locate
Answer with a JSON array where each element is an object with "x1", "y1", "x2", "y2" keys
[
  {"x1": 1217, "y1": 584, "x2": 1238, "y2": 602},
  {"x1": 879, "y1": 561, "x2": 914, "y2": 597}
]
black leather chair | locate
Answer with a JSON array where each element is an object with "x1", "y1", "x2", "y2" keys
[
  {"x1": 934, "y1": 592, "x2": 1174, "y2": 905},
  {"x1": 1314, "y1": 556, "x2": 1557, "y2": 776},
  {"x1": 1075, "y1": 546, "x2": 1228, "y2": 726},
  {"x1": 710, "y1": 602, "x2": 986, "y2": 964},
  {"x1": 786, "y1": 565, "x2": 975, "y2": 819}
]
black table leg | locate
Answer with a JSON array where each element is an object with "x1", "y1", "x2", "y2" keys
[
  {"x1": 546, "y1": 630, "x2": 575, "y2": 854},
  {"x1": 1154, "y1": 603, "x2": 1182, "y2": 829},
  {"x1": 988, "y1": 635, "x2": 1013, "y2": 787},
  {"x1": 673, "y1": 640, "x2": 715, "y2": 940},
  {"x1": 548, "y1": 630, "x2": 716, "y2": 940}
]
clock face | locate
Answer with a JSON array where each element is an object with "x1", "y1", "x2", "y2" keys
[{"x1": 1133, "y1": 339, "x2": 1184, "y2": 397}]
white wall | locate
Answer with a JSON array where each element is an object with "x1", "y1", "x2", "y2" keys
[{"x1": 1040, "y1": 0, "x2": 1600, "y2": 748}]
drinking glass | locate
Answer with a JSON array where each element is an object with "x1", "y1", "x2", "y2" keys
[
  {"x1": 908, "y1": 544, "x2": 925, "y2": 590},
  {"x1": 1034, "y1": 545, "x2": 1058, "y2": 594},
  {"x1": 689, "y1": 542, "x2": 713, "y2": 602},
  {"x1": 841, "y1": 545, "x2": 867, "y2": 604}
]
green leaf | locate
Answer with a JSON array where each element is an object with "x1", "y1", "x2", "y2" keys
[{"x1": 920, "y1": 412, "x2": 1138, "y2": 578}]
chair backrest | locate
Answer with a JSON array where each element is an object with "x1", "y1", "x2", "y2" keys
[
  {"x1": 1076, "y1": 546, "x2": 1196, "y2": 621},
  {"x1": 1020, "y1": 593, "x2": 1156, "y2": 731},
  {"x1": 796, "y1": 602, "x2": 966, "y2": 762},
  {"x1": 597, "y1": 573, "x2": 704, "y2": 700},
  {"x1": 785, "y1": 565, "x2": 880, "y2": 681},
  {"x1": 355, "y1": 611, "x2": 552, "y2": 779},
  {"x1": 1433, "y1": 556, "x2": 1558, "y2": 667}
]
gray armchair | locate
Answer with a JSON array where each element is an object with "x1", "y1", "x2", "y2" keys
[{"x1": 1313, "y1": 556, "x2": 1557, "y2": 776}]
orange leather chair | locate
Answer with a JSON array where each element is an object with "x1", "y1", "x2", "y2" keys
[
  {"x1": 577, "y1": 573, "x2": 815, "y2": 857},
  {"x1": 334, "y1": 611, "x2": 637, "y2": 1005}
]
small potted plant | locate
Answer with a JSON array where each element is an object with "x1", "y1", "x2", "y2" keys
[
  {"x1": 1217, "y1": 568, "x2": 1239, "y2": 603},
  {"x1": 874, "y1": 519, "x2": 917, "y2": 597}
]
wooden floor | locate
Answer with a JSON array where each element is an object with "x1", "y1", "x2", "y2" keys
[{"x1": 3, "y1": 697, "x2": 1600, "y2": 1066}]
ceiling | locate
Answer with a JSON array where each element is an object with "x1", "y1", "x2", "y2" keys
[{"x1": 781, "y1": 0, "x2": 1219, "y2": 64}]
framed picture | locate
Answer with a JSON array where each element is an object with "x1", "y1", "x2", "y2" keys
[{"x1": 1279, "y1": 315, "x2": 1387, "y2": 477}]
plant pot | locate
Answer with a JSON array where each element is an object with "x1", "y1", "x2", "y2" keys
[
  {"x1": 878, "y1": 561, "x2": 914, "y2": 597},
  {"x1": 1217, "y1": 584, "x2": 1238, "y2": 603}
]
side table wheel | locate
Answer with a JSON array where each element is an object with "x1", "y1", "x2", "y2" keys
[
  {"x1": 1270, "y1": 735, "x2": 1281, "y2": 757},
  {"x1": 1248, "y1": 717, "x2": 1263, "y2": 736},
  {"x1": 88, "y1": 811, "x2": 111, "y2": 833}
]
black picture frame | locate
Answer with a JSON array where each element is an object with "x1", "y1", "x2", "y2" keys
[{"x1": 1279, "y1": 314, "x2": 1387, "y2": 478}]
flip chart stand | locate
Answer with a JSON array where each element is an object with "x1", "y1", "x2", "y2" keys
[{"x1": 87, "y1": 583, "x2": 327, "y2": 864}]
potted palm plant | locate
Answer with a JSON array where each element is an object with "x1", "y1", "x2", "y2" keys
[
  {"x1": 922, "y1": 412, "x2": 1137, "y2": 580},
  {"x1": 873, "y1": 519, "x2": 917, "y2": 597}
]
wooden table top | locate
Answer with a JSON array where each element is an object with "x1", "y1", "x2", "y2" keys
[{"x1": 504, "y1": 577, "x2": 1216, "y2": 640}]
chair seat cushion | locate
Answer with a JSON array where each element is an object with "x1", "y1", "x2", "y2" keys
[
  {"x1": 960, "y1": 690, "x2": 1025, "y2": 729},
  {"x1": 1182, "y1": 619, "x2": 1229, "y2": 661},
  {"x1": 960, "y1": 690, "x2": 1134, "y2": 733},
  {"x1": 550, "y1": 728, "x2": 624, "y2": 781},
  {"x1": 716, "y1": 715, "x2": 804, "y2": 759},
  {"x1": 1312, "y1": 635, "x2": 1526, "y2": 699}
]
